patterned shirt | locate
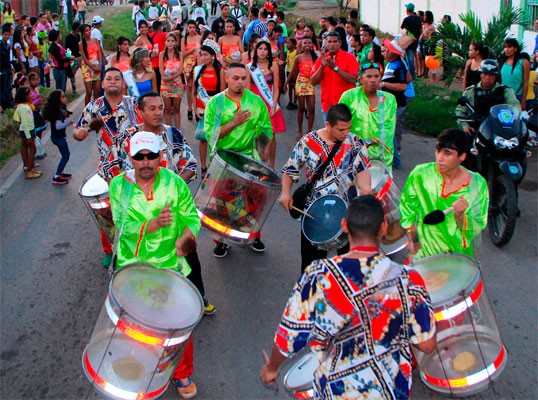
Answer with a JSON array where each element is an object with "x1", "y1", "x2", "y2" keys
[
  {"x1": 275, "y1": 254, "x2": 436, "y2": 399},
  {"x1": 282, "y1": 131, "x2": 370, "y2": 207},
  {"x1": 117, "y1": 124, "x2": 197, "y2": 183},
  {"x1": 76, "y1": 96, "x2": 140, "y2": 179}
]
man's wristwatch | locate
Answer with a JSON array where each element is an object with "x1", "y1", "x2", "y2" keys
[{"x1": 333, "y1": 66, "x2": 340, "y2": 72}]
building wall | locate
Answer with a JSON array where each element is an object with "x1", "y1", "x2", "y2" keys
[{"x1": 11, "y1": 0, "x2": 44, "y2": 17}]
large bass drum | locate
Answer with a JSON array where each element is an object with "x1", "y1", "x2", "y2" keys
[
  {"x1": 302, "y1": 195, "x2": 348, "y2": 251},
  {"x1": 194, "y1": 149, "x2": 281, "y2": 245},
  {"x1": 79, "y1": 172, "x2": 114, "y2": 243},
  {"x1": 283, "y1": 352, "x2": 319, "y2": 399}
]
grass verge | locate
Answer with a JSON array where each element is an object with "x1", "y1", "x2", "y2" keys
[
  {"x1": 101, "y1": 9, "x2": 136, "y2": 52},
  {"x1": 0, "y1": 110, "x2": 21, "y2": 168},
  {"x1": 404, "y1": 79, "x2": 460, "y2": 137}
]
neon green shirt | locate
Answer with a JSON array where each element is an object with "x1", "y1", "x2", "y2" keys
[
  {"x1": 110, "y1": 168, "x2": 200, "y2": 275},
  {"x1": 399, "y1": 162, "x2": 489, "y2": 259}
]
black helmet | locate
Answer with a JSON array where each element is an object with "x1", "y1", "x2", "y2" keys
[{"x1": 479, "y1": 59, "x2": 500, "y2": 75}]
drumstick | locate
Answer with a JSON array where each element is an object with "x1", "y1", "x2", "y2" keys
[
  {"x1": 290, "y1": 206, "x2": 315, "y2": 219},
  {"x1": 423, "y1": 206, "x2": 454, "y2": 225}
]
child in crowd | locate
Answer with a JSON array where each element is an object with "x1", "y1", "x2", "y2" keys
[
  {"x1": 14, "y1": 87, "x2": 42, "y2": 179},
  {"x1": 285, "y1": 37, "x2": 297, "y2": 109},
  {"x1": 42, "y1": 90, "x2": 72, "y2": 185},
  {"x1": 51, "y1": 13, "x2": 60, "y2": 31},
  {"x1": 37, "y1": 31, "x2": 51, "y2": 88},
  {"x1": 28, "y1": 72, "x2": 48, "y2": 159}
]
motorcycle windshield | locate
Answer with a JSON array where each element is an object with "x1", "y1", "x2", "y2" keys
[{"x1": 488, "y1": 104, "x2": 523, "y2": 139}]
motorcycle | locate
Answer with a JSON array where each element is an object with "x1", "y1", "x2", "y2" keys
[{"x1": 457, "y1": 97, "x2": 531, "y2": 246}]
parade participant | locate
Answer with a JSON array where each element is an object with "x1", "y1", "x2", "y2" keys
[
  {"x1": 192, "y1": 39, "x2": 225, "y2": 176},
  {"x1": 126, "y1": 47, "x2": 157, "y2": 99},
  {"x1": 339, "y1": 62, "x2": 397, "y2": 170},
  {"x1": 134, "y1": 19, "x2": 153, "y2": 52},
  {"x1": 246, "y1": 39, "x2": 285, "y2": 169},
  {"x1": 112, "y1": 92, "x2": 216, "y2": 316},
  {"x1": 182, "y1": 20, "x2": 201, "y2": 121},
  {"x1": 79, "y1": 23, "x2": 105, "y2": 106},
  {"x1": 311, "y1": 32, "x2": 358, "y2": 122},
  {"x1": 204, "y1": 62, "x2": 273, "y2": 257},
  {"x1": 279, "y1": 104, "x2": 372, "y2": 273},
  {"x1": 241, "y1": 32, "x2": 260, "y2": 64},
  {"x1": 109, "y1": 131, "x2": 200, "y2": 399},
  {"x1": 261, "y1": 195, "x2": 436, "y2": 398},
  {"x1": 110, "y1": 36, "x2": 132, "y2": 74},
  {"x1": 74, "y1": 67, "x2": 141, "y2": 267},
  {"x1": 284, "y1": 36, "x2": 316, "y2": 140},
  {"x1": 399, "y1": 128, "x2": 489, "y2": 259},
  {"x1": 159, "y1": 32, "x2": 183, "y2": 128},
  {"x1": 218, "y1": 18, "x2": 244, "y2": 69},
  {"x1": 211, "y1": 3, "x2": 240, "y2": 40}
]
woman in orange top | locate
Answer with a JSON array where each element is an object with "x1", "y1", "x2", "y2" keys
[
  {"x1": 134, "y1": 20, "x2": 154, "y2": 53},
  {"x1": 111, "y1": 36, "x2": 132, "y2": 73},
  {"x1": 285, "y1": 36, "x2": 317, "y2": 139},
  {"x1": 159, "y1": 32, "x2": 184, "y2": 128},
  {"x1": 218, "y1": 19, "x2": 244, "y2": 69},
  {"x1": 241, "y1": 33, "x2": 261, "y2": 65},
  {"x1": 79, "y1": 24, "x2": 105, "y2": 105},
  {"x1": 181, "y1": 20, "x2": 201, "y2": 121}
]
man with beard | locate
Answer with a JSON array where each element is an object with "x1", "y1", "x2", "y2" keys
[
  {"x1": 74, "y1": 67, "x2": 140, "y2": 267},
  {"x1": 109, "y1": 131, "x2": 201, "y2": 399},
  {"x1": 203, "y1": 62, "x2": 272, "y2": 257}
]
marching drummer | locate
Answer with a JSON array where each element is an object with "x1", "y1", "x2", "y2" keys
[
  {"x1": 261, "y1": 195, "x2": 437, "y2": 398},
  {"x1": 109, "y1": 131, "x2": 201, "y2": 399},
  {"x1": 73, "y1": 67, "x2": 141, "y2": 268},
  {"x1": 279, "y1": 104, "x2": 372, "y2": 273},
  {"x1": 399, "y1": 128, "x2": 489, "y2": 259},
  {"x1": 203, "y1": 62, "x2": 274, "y2": 258}
]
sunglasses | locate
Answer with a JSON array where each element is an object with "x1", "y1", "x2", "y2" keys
[
  {"x1": 360, "y1": 62, "x2": 381, "y2": 72},
  {"x1": 132, "y1": 151, "x2": 160, "y2": 161}
]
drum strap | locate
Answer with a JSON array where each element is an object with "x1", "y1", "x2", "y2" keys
[
  {"x1": 108, "y1": 177, "x2": 133, "y2": 274},
  {"x1": 306, "y1": 140, "x2": 342, "y2": 190}
]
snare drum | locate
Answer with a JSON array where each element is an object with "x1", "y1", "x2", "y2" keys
[
  {"x1": 79, "y1": 172, "x2": 114, "y2": 243},
  {"x1": 368, "y1": 159, "x2": 409, "y2": 264},
  {"x1": 302, "y1": 195, "x2": 348, "y2": 251},
  {"x1": 413, "y1": 254, "x2": 507, "y2": 396},
  {"x1": 195, "y1": 150, "x2": 281, "y2": 244},
  {"x1": 82, "y1": 263, "x2": 203, "y2": 400},
  {"x1": 283, "y1": 352, "x2": 319, "y2": 399}
]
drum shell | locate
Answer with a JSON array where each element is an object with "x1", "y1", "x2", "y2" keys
[
  {"x1": 194, "y1": 150, "x2": 282, "y2": 245},
  {"x1": 79, "y1": 172, "x2": 115, "y2": 243},
  {"x1": 367, "y1": 160, "x2": 409, "y2": 263},
  {"x1": 283, "y1": 352, "x2": 318, "y2": 399},
  {"x1": 302, "y1": 195, "x2": 348, "y2": 251},
  {"x1": 413, "y1": 254, "x2": 507, "y2": 396},
  {"x1": 82, "y1": 264, "x2": 203, "y2": 400}
]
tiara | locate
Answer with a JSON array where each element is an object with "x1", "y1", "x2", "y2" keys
[{"x1": 201, "y1": 39, "x2": 221, "y2": 55}]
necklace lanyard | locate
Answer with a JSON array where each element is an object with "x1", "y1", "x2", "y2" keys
[{"x1": 348, "y1": 246, "x2": 379, "y2": 253}]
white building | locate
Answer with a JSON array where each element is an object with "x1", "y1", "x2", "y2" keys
[{"x1": 359, "y1": 0, "x2": 537, "y2": 54}]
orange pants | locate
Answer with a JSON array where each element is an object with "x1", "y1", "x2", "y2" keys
[{"x1": 172, "y1": 337, "x2": 193, "y2": 380}]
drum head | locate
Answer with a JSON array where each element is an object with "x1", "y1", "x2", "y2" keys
[
  {"x1": 80, "y1": 172, "x2": 109, "y2": 197},
  {"x1": 412, "y1": 254, "x2": 479, "y2": 306},
  {"x1": 110, "y1": 264, "x2": 203, "y2": 330},
  {"x1": 303, "y1": 195, "x2": 347, "y2": 244},
  {"x1": 283, "y1": 352, "x2": 318, "y2": 392},
  {"x1": 368, "y1": 159, "x2": 387, "y2": 190},
  {"x1": 217, "y1": 150, "x2": 281, "y2": 186}
]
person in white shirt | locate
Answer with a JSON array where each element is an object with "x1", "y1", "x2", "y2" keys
[{"x1": 91, "y1": 15, "x2": 104, "y2": 44}]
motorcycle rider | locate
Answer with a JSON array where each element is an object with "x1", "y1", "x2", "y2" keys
[{"x1": 457, "y1": 59, "x2": 520, "y2": 137}]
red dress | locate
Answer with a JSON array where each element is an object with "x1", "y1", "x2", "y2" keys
[{"x1": 250, "y1": 71, "x2": 286, "y2": 133}]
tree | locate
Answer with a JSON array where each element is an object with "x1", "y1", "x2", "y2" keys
[{"x1": 429, "y1": 7, "x2": 524, "y2": 87}]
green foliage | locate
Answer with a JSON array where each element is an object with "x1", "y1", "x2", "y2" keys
[
  {"x1": 0, "y1": 110, "x2": 21, "y2": 168},
  {"x1": 101, "y1": 9, "x2": 135, "y2": 52},
  {"x1": 404, "y1": 80, "x2": 459, "y2": 137},
  {"x1": 430, "y1": 7, "x2": 524, "y2": 87}
]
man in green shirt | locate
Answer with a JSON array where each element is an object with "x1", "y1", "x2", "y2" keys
[
  {"x1": 204, "y1": 62, "x2": 273, "y2": 257},
  {"x1": 340, "y1": 62, "x2": 397, "y2": 170}
]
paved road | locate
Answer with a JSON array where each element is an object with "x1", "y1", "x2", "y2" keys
[{"x1": 1, "y1": 4, "x2": 537, "y2": 400}]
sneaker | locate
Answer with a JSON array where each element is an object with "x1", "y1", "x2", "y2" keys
[
  {"x1": 31, "y1": 168, "x2": 43, "y2": 176},
  {"x1": 251, "y1": 238, "x2": 266, "y2": 252},
  {"x1": 60, "y1": 173, "x2": 73, "y2": 179},
  {"x1": 203, "y1": 300, "x2": 216, "y2": 315},
  {"x1": 25, "y1": 170, "x2": 42, "y2": 179},
  {"x1": 213, "y1": 241, "x2": 229, "y2": 258},
  {"x1": 175, "y1": 378, "x2": 197, "y2": 399},
  {"x1": 52, "y1": 176, "x2": 69, "y2": 185},
  {"x1": 35, "y1": 154, "x2": 46, "y2": 159},
  {"x1": 187, "y1": 110, "x2": 193, "y2": 120},
  {"x1": 102, "y1": 253, "x2": 113, "y2": 268},
  {"x1": 286, "y1": 102, "x2": 293, "y2": 110},
  {"x1": 289, "y1": 102, "x2": 298, "y2": 110}
]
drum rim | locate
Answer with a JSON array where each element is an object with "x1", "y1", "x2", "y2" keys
[
  {"x1": 368, "y1": 158, "x2": 389, "y2": 189},
  {"x1": 302, "y1": 194, "x2": 347, "y2": 245},
  {"x1": 214, "y1": 149, "x2": 282, "y2": 188},
  {"x1": 283, "y1": 352, "x2": 319, "y2": 392},
  {"x1": 79, "y1": 171, "x2": 109, "y2": 198},
  {"x1": 412, "y1": 253, "x2": 481, "y2": 306},
  {"x1": 109, "y1": 263, "x2": 204, "y2": 332}
]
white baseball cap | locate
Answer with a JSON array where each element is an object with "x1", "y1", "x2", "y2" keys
[
  {"x1": 129, "y1": 132, "x2": 161, "y2": 156},
  {"x1": 92, "y1": 15, "x2": 105, "y2": 24}
]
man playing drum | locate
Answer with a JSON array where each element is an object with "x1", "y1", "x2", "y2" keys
[
  {"x1": 74, "y1": 67, "x2": 141, "y2": 268},
  {"x1": 109, "y1": 131, "x2": 201, "y2": 399},
  {"x1": 279, "y1": 104, "x2": 372, "y2": 273},
  {"x1": 260, "y1": 195, "x2": 437, "y2": 398},
  {"x1": 108, "y1": 92, "x2": 216, "y2": 316},
  {"x1": 339, "y1": 62, "x2": 397, "y2": 171},
  {"x1": 399, "y1": 128, "x2": 489, "y2": 259},
  {"x1": 203, "y1": 62, "x2": 273, "y2": 257}
]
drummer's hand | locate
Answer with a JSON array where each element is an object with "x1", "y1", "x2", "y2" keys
[
  {"x1": 232, "y1": 109, "x2": 251, "y2": 127},
  {"x1": 452, "y1": 195, "x2": 468, "y2": 217},
  {"x1": 407, "y1": 232, "x2": 421, "y2": 255},
  {"x1": 73, "y1": 127, "x2": 90, "y2": 142},
  {"x1": 278, "y1": 193, "x2": 293, "y2": 211},
  {"x1": 260, "y1": 364, "x2": 279, "y2": 390},
  {"x1": 175, "y1": 233, "x2": 195, "y2": 257},
  {"x1": 156, "y1": 204, "x2": 173, "y2": 228}
]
